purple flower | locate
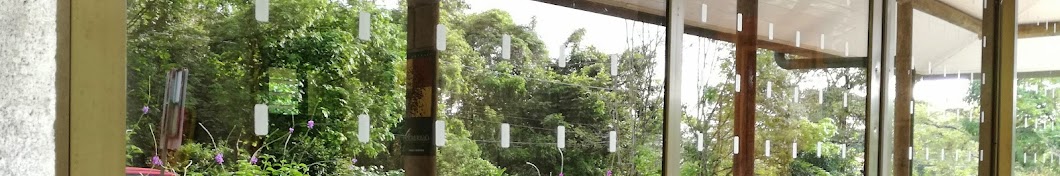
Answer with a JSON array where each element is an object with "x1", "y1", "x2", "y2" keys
[
  {"x1": 249, "y1": 155, "x2": 259, "y2": 165},
  {"x1": 289, "y1": 127, "x2": 294, "y2": 133},
  {"x1": 151, "y1": 155, "x2": 162, "y2": 166},
  {"x1": 307, "y1": 120, "x2": 315, "y2": 129},
  {"x1": 558, "y1": 173, "x2": 563, "y2": 176},
  {"x1": 606, "y1": 170, "x2": 612, "y2": 176},
  {"x1": 214, "y1": 153, "x2": 224, "y2": 164},
  {"x1": 352, "y1": 158, "x2": 358, "y2": 164},
  {"x1": 141, "y1": 106, "x2": 150, "y2": 114}
]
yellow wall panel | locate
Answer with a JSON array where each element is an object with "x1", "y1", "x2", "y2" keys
[{"x1": 69, "y1": 0, "x2": 126, "y2": 175}]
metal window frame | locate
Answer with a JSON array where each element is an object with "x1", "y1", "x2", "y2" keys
[
  {"x1": 662, "y1": 0, "x2": 684, "y2": 175},
  {"x1": 61, "y1": 0, "x2": 1030, "y2": 174},
  {"x1": 980, "y1": 0, "x2": 1017, "y2": 175},
  {"x1": 867, "y1": 0, "x2": 887, "y2": 175}
]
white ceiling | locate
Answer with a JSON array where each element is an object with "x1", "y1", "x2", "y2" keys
[
  {"x1": 940, "y1": 0, "x2": 1060, "y2": 23},
  {"x1": 918, "y1": 34, "x2": 1060, "y2": 76},
  {"x1": 911, "y1": 9, "x2": 981, "y2": 75},
  {"x1": 580, "y1": 0, "x2": 1060, "y2": 74},
  {"x1": 678, "y1": 0, "x2": 871, "y2": 57},
  {"x1": 584, "y1": 0, "x2": 871, "y2": 57},
  {"x1": 915, "y1": 0, "x2": 1060, "y2": 75}
]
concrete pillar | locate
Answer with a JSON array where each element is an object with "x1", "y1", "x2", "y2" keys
[{"x1": 0, "y1": 0, "x2": 57, "y2": 175}]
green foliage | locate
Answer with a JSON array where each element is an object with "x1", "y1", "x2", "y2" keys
[
  {"x1": 914, "y1": 77, "x2": 1060, "y2": 175},
  {"x1": 679, "y1": 46, "x2": 867, "y2": 175},
  {"x1": 126, "y1": 0, "x2": 873, "y2": 175},
  {"x1": 125, "y1": 128, "x2": 145, "y2": 166},
  {"x1": 173, "y1": 142, "x2": 231, "y2": 175},
  {"x1": 1006, "y1": 77, "x2": 1060, "y2": 175},
  {"x1": 437, "y1": 118, "x2": 505, "y2": 175},
  {"x1": 127, "y1": 0, "x2": 406, "y2": 174}
]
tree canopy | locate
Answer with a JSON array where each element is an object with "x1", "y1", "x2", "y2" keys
[{"x1": 124, "y1": 0, "x2": 877, "y2": 175}]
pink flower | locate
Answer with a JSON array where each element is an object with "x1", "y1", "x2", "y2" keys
[
  {"x1": 606, "y1": 170, "x2": 612, "y2": 176},
  {"x1": 559, "y1": 173, "x2": 563, "y2": 176},
  {"x1": 214, "y1": 153, "x2": 224, "y2": 164},
  {"x1": 151, "y1": 155, "x2": 162, "y2": 166},
  {"x1": 307, "y1": 120, "x2": 315, "y2": 129},
  {"x1": 289, "y1": 127, "x2": 294, "y2": 133},
  {"x1": 141, "y1": 106, "x2": 150, "y2": 114},
  {"x1": 249, "y1": 155, "x2": 258, "y2": 165}
]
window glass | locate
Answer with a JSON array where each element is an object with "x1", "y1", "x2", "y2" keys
[
  {"x1": 126, "y1": 1, "x2": 406, "y2": 175},
  {"x1": 680, "y1": 35, "x2": 737, "y2": 174},
  {"x1": 679, "y1": 0, "x2": 738, "y2": 174},
  {"x1": 910, "y1": 1, "x2": 985, "y2": 174},
  {"x1": 754, "y1": 0, "x2": 870, "y2": 174},
  {"x1": 1014, "y1": 1, "x2": 1060, "y2": 174},
  {"x1": 438, "y1": 0, "x2": 666, "y2": 175},
  {"x1": 755, "y1": 53, "x2": 868, "y2": 175},
  {"x1": 677, "y1": 0, "x2": 870, "y2": 174}
]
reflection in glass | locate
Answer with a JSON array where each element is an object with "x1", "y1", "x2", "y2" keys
[
  {"x1": 437, "y1": 0, "x2": 665, "y2": 175},
  {"x1": 126, "y1": 1, "x2": 407, "y2": 175},
  {"x1": 909, "y1": 1, "x2": 984, "y2": 174}
]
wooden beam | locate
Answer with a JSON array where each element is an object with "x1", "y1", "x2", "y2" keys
[
  {"x1": 980, "y1": 0, "x2": 1016, "y2": 175},
  {"x1": 978, "y1": 0, "x2": 998, "y2": 173},
  {"x1": 1018, "y1": 22, "x2": 1060, "y2": 38},
  {"x1": 918, "y1": 71, "x2": 1060, "y2": 81},
  {"x1": 405, "y1": 0, "x2": 440, "y2": 175},
  {"x1": 913, "y1": 0, "x2": 1059, "y2": 38},
  {"x1": 894, "y1": 1, "x2": 914, "y2": 176},
  {"x1": 733, "y1": 0, "x2": 758, "y2": 175}
]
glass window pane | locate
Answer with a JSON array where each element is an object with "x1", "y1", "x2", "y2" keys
[
  {"x1": 125, "y1": 1, "x2": 407, "y2": 175},
  {"x1": 754, "y1": 0, "x2": 870, "y2": 174},
  {"x1": 678, "y1": 0, "x2": 870, "y2": 174},
  {"x1": 679, "y1": 35, "x2": 737, "y2": 174},
  {"x1": 910, "y1": 1, "x2": 985, "y2": 174},
  {"x1": 440, "y1": 0, "x2": 665, "y2": 175},
  {"x1": 755, "y1": 56, "x2": 869, "y2": 175},
  {"x1": 680, "y1": 0, "x2": 738, "y2": 174},
  {"x1": 1015, "y1": 1, "x2": 1060, "y2": 174}
]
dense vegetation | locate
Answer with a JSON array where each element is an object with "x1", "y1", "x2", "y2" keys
[
  {"x1": 122, "y1": 0, "x2": 905, "y2": 175},
  {"x1": 910, "y1": 77, "x2": 1060, "y2": 176}
]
